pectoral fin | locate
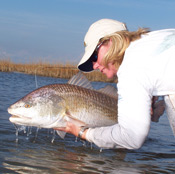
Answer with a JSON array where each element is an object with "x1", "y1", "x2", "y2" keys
[
  {"x1": 65, "y1": 115, "x2": 86, "y2": 127},
  {"x1": 55, "y1": 110, "x2": 87, "y2": 139},
  {"x1": 65, "y1": 110, "x2": 86, "y2": 127},
  {"x1": 56, "y1": 130, "x2": 66, "y2": 139}
]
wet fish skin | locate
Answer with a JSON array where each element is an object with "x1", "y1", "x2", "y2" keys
[{"x1": 8, "y1": 73, "x2": 118, "y2": 138}]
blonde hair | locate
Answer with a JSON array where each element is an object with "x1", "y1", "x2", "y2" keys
[{"x1": 99, "y1": 28, "x2": 150, "y2": 69}]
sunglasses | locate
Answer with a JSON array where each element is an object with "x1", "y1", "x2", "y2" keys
[{"x1": 90, "y1": 41, "x2": 104, "y2": 62}]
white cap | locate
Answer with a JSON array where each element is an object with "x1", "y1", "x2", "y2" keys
[{"x1": 78, "y1": 19, "x2": 127, "y2": 72}]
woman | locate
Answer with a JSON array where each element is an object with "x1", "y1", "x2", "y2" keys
[{"x1": 56, "y1": 19, "x2": 175, "y2": 149}]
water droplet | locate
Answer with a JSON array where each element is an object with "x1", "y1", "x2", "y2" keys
[
  {"x1": 13, "y1": 124, "x2": 19, "y2": 143},
  {"x1": 15, "y1": 128, "x2": 19, "y2": 143},
  {"x1": 33, "y1": 127, "x2": 40, "y2": 143},
  {"x1": 90, "y1": 143, "x2": 93, "y2": 149},
  {"x1": 47, "y1": 129, "x2": 50, "y2": 138},
  {"x1": 27, "y1": 126, "x2": 32, "y2": 136},
  {"x1": 81, "y1": 140, "x2": 86, "y2": 147},
  {"x1": 51, "y1": 130, "x2": 56, "y2": 143}
]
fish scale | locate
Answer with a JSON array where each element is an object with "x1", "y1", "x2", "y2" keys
[{"x1": 8, "y1": 72, "x2": 118, "y2": 138}]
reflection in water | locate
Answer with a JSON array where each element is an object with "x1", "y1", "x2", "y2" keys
[
  {"x1": 2, "y1": 128, "x2": 175, "y2": 174},
  {"x1": 3, "y1": 139, "x2": 140, "y2": 174},
  {"x1": 1, "y1": 72, "x2": 175, "y2": 173}
]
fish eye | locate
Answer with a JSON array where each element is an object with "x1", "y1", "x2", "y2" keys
[{"x1": 25, "y1": 104, "x2": 31, "y2": 108}]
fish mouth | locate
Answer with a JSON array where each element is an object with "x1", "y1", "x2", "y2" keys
[
  {"x1": 10, "y1": 115, "x2": 31, "y2": 119},
  {"x1": 10, "y1": 115, "x2": 21, "y2": 119},
  {"x1": 9, "y1": 115, "x2": 32, "y2": 124}
]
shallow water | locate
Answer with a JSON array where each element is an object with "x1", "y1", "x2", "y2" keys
[{"x1": 0, "y1": 71, "x2": 175, "y2": 173}]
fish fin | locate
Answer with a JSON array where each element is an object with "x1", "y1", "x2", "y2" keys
[
  {"x1": 164, "y1": 95, "x2": 175, "y2": 136},
  {"x1": 64, "y1": 110, "x2": 86, "y2": 127},
  {"x1": 98, "y1": 85, "x2": 118, "y2": 99},
  {"x1": 56, "y1": 130, "x2": 66, "y2": 139},
  {"x1": 68, "y1": 72, "x2": 93, "y2": 90}
]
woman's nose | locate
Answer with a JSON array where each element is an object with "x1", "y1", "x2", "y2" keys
[{"x1": 93, "y1": 62, "x2": 99, "y2": 70}]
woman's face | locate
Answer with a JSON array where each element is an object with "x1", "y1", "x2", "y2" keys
[{"x1": 92, "y1": 40, "x2": 117, "y2": 79}]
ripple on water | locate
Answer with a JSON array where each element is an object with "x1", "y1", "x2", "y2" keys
[{"x1": 1, "y1": 72, "x2": 175, "y2": 173}]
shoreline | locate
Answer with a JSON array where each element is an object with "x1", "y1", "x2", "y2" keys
[{"x1": 0, "y1": 60, "x2": 117, "y2": 83}]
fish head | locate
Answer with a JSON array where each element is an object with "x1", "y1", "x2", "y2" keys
[{"x1": 8, "y1": 87, "x2": 67, "y2": 128}]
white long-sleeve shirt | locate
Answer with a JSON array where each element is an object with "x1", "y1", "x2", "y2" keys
[{"x1": 86, "y1": 29, "x2": 175, "y2": 149}]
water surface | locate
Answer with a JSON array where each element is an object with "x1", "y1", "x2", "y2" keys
[{"x1": 0, "y1": 72, "x2": 175, "y2": 173}]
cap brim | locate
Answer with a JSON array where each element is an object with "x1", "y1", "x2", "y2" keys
[
  {"x1": 78, "y1": 41, "x2": 98, "y2": 72},
  {"x1": 78, "y1": 56, "x2": 94, "y2": 72}
]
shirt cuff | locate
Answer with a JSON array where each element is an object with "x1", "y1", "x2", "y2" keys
[{"x1": 85, "y1": 128, "x2": 94, "y2": 142}]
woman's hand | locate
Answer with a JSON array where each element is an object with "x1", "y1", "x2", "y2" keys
[
  {"x1": 151, "y1": 97, "x2": 165, "y2": 122},
  {"x1": 54, "y1": 122, "x2": 88, "y2": 140}
]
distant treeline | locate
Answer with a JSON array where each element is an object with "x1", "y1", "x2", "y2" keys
[{"x1": 0, "y1": 59, "x2": 117, "y2": 83}]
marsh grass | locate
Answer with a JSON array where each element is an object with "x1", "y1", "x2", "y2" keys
[{"x1": 0, "y1": 59, "x2": 116, "y2": 82}]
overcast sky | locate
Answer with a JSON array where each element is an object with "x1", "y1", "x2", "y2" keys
[{"x1": 0, "y1": 0, "x2": 174, "y2": 64}]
